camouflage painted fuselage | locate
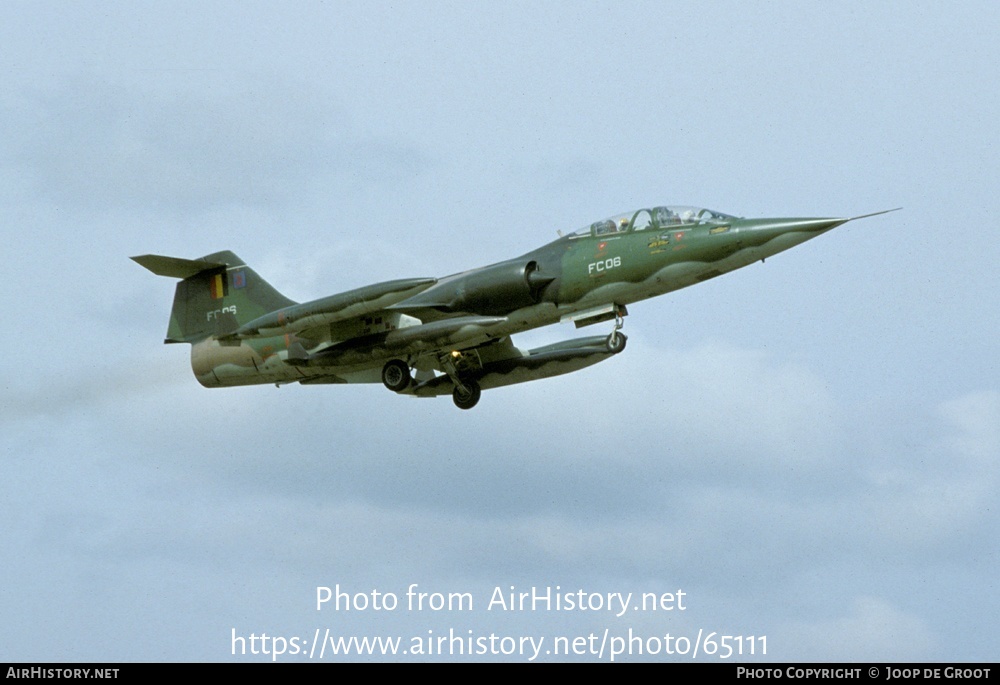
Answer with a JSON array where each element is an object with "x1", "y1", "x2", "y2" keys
[{"x1": 135, "y1": 205, "x2": 892, "y2": 408}]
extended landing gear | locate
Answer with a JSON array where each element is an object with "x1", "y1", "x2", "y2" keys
[
  {"x1": 438, "y1": 351, "x2": 482, "y2": 410},
  {"x1": 605, "y1": 308, "x2": 628, "y2": 353},
  {"x1": 381, "y1": 359, "x2": 412, "y2": 392},
  {"x1": 452, "y1": 378, "x2": 481, "y2": 410},
  {"x1": 606, "y1": 330, "x2": 628, "y2": 353}
]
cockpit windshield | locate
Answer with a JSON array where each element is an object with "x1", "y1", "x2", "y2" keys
[{"x1": 572, "y1": 206, "x2": 735, "y2": 237}]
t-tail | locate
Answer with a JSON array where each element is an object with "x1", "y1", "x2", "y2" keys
[{"x1": 131, "y1": 251, "x2": 296, "y2": 344}]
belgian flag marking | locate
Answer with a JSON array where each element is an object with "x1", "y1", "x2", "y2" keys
[{"x1": 209, "y1": 273, "x2": 226, "y2": 300}]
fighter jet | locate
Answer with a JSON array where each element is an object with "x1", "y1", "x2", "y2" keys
[{"x1": 133, "y1": 205, "x2": 896, "y2": 409}]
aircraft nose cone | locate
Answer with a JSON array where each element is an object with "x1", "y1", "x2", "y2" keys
[
  {"x1": 751, "y1": 217, "x2": 849, "y2": 235},
  {"x1": 739, "y1": 217, "x2": 850, "y2": 248},
  {"x1": 736, "y1": 216, "x2": 851, "y2": 253}
]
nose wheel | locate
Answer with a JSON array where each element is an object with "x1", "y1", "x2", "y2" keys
[
  {"x1": 605, "y1": 308, "x2": 628, "y2": 353},
  {"x1": 606, "y1": 330, "x2": 627, "y2": 353}
]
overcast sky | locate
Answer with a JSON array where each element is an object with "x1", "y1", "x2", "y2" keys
[{"x1": 1, "y1": 1, "x2": 997, "y2": 662}]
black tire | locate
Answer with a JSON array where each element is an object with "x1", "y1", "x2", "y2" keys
[
  {"x1": 606, "y1": 331, "x2": 627, "y2": 353},
  {"x1": 452, "y1": 379, "x2": 481, "y2": 410},
  {"x1": 381, "y1": 359, "x2": 411, "y2": 392}
]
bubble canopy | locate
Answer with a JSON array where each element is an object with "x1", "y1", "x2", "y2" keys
[{"x1": 574, "y1": 206, "x2": 736, "y2": 237}]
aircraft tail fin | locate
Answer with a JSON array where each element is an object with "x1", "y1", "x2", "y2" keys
[{"x1": 131, "y1": 250, "x2": 297, "y2": 343}]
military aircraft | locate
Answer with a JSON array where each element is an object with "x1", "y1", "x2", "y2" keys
[{"x1": 133, "y1": 205, "x2": 896, "y2": 409}]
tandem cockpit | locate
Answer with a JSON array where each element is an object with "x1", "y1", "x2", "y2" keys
[{"x1": 573, "y1": 206, "x2": 736, "y2": 237}]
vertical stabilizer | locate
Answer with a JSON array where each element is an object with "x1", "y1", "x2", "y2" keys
[{"x1": 131, "y1": 251, "x2": 297, "y2": 343}]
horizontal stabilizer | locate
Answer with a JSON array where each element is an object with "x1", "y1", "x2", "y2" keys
[{"x1": 131, "y1": 254, "x2": 228, "y2": 279}]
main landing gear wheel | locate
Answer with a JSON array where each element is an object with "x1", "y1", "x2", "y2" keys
[
  {"x1": 381, "y1": 359, "x2": 412, "y2": 392},
  {"x1": 452, "y1": 379, "x2": 481, "y2": 410},
  {"x1": 606, "y1": 331, "x2": 628, "y2": 353}
]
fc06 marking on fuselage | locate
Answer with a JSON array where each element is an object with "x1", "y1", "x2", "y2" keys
[{"x1": 588, "y1": 256, "x2": 622, "y2": 276}]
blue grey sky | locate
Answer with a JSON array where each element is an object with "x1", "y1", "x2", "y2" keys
[{"x1": 1, "y1": 1, "x2": 997, "y2": 662}]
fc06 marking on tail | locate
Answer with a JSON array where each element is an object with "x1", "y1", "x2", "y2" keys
[{"x1": 206, "y1": 306, "x2": 238, "y2": 321}]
